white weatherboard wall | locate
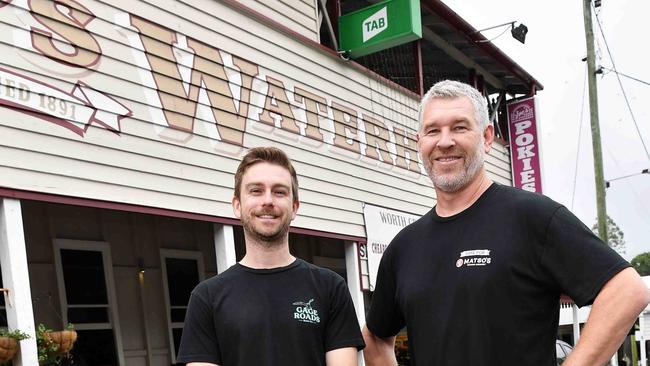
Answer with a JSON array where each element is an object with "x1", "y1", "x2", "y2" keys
[
  {"x1": 235, "y1": 0, "x2": 319, "y2": 42},
  {"x1": 0, "y1": 0, "x2": 512, "y2": 239}
]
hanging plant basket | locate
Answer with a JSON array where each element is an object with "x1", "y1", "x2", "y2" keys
[
  {"x1": 0, "y1": 329, "x2": 29, "y2": 365},
  {"x1": 0, "y1": 337, "x2": 18, "y2": 364},
  {"x1": 42, "y1": 330, "x2": 77, "y2": 355},
  {"x1": 37, "y1": 324, "x2": 77, "y2": 365}
]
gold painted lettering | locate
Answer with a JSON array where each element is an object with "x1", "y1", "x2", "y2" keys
[
  {"x1": 29, "y1": 0, "x2": 101, "y2": 67},
  {"x1": 331, "y1": 101, "x2": 360, "y2": 153},
  {"x1": 394, "y1": 127, "x2": 419, "y2": 172},
  {"x1": 130, "y1": 16, "x2": 257, "y2": 145},
  {"x1": 293, "y1": 86, "x2": 326, "y2": 141},
  {"x1": 188, "y1": 39, "x2": 258, "y2": 145},
  {"x1": 259, "y1": 76, "x2": 298, "y2": 134},
  {"x1": 363, "y1": 114, "x2": 391, "y2": 163}
]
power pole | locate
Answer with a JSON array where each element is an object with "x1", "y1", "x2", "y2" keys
[{"x1": 582, "y1": 0, "x2": 608, "y2": 244}]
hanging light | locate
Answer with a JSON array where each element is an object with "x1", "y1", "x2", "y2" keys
[
  {"x1": 474, "y1": 21, "x2": 529, "y2": 44},
  {"x1": 511, "y1": 23, "x2": 528, "y2": 44}
]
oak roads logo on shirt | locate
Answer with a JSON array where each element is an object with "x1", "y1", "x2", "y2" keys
[
  {"x1": 455, "y1": 249, "x2": 492, "y2": 268},
  {"x1": 292, "y1": 299, "x2": 320, "y2": 324}
]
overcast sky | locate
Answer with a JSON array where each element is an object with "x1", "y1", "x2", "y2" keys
[{"x1": 441, "y1": 0, "x2": 650, "y2": 261}]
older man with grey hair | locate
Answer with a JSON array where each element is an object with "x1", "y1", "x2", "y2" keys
[{"x1": 362, "y1": 80, "x2": 649, "y2": 366}]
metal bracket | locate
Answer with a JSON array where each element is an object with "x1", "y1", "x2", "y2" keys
[
  {"x1": 0, "y1": 288, "x2": 12, "y2": 308},
  {"x1": 318, "y1": 0, "x2": 342, "y2": 55}
]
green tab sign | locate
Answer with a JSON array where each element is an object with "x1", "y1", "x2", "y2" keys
[{"x1": 339, "y1": 0, "x2": 422, "y2": 59}]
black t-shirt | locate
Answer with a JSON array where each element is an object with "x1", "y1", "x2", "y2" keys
[
  {"x1": 366, "y1": 183, "x2": 629, "y2": 366},
  {"x1": 177, "y1": 258, "x2": 365, "y2": 365}
]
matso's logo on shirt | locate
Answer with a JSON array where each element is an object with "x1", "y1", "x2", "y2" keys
[
  {"x1": 292, "y1": 299, "x2": 320, "y2": 324},
  {"x1": 455, "y1": 249, "x2": 492, "y2": 268}
]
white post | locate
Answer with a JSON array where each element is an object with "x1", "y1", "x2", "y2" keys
[
  {"x1": 214, "y1": 224, "x2": 237, "y2": 274},
  {"x1": 345, "y1": 241, "x2": 365, "y2": 366},
  {"x1": 572, "y1": 303, "x2": 581, "y2": 345},
  {"x1": 137, "y1": 271, "x2": 152, "y2": 366},
  {"x1": 640, "y1": 313, "x2": 647, "y2": 366},
  {"x1": 0, "y1": 198, "x2": 38, "y2": 365}
]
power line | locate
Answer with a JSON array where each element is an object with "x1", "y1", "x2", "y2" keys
[
  {"x1": 604, "y1": 145, "x2": 650, "y2": 228},
  {"x1": 600, "y1": 67, "x2": 650, "y2": 87},
  {"x1": 593, "y1": 5, "x2": 650, "y2": 162},
  {"x1": 571, "y1": 65, "x2": 588, "y2": 211}
]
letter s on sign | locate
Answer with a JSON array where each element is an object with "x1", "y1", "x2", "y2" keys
[{"x1": 30, "y1": 0, "x2": 102, "y2": 68}]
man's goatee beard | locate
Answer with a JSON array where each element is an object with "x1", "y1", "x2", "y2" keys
[
  {"x1": 243, "y1": 221, "x2": 290, "y2": 247},
  {"x1": 426, "y1": 138, "x2": 485, "y2": 193}
]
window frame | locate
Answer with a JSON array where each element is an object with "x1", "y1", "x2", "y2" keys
[
  {"x1": 160, "y1": 249, "x2": 205, "y2": 364},
  {"x1": 53, "y1": 239, "x2": 125, "y2": 365}
]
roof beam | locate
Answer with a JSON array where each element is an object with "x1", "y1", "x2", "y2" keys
[{"x1": 421, "y1": 27, "x2": 504, "y2": 89}]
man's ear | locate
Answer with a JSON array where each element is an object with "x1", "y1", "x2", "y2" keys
[
  {"x1": 291, "y1": 200, "x2": 300, "y2": 220},
  {"x1": 232, "y1": 196, "x2": 241, "y2": 219},
  {"x1": 483, "y1": 124, "x2": 495, "y2": 153}
]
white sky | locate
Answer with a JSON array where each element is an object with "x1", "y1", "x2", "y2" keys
[{"x1": 442, "y1": 0, "x2": 650, "y2": 261}]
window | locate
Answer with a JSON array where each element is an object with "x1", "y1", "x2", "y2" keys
[
  {"x1": 53, "y1": 239, "x2": 124, "y2": 366},
  {"x1": 160, "y1": 249, "x2": 205, "y2": 364}
]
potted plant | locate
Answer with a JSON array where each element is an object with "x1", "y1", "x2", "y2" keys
[
  {"x1": 0, "y1": 328, "x2": 29, "y2": 365},
  {"x1": 36, "y1": 324, "x2": 76, "y2": 365}
]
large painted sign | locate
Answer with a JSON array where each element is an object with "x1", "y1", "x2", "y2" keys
[
  {"x1": 0, "y1": 0, "x2": 423, "y2": 175},
  {"x1": 507, "y1": 97, "x2": 543, "y2": 193},
  {"x1": 362, "y1": 203, "x2": 419, "y2": 290}
]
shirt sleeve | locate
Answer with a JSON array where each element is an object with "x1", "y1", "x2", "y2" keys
[
  {"x1": 365, "y1": 244, "x2": 405, "y2": 338},
  {"x1": 176, "y1": 288, "x2": 222, "y2": 364},
  {"x1": 324, "y1": 276, "x2": 366, "y2": 352},
  {"x1": 540, "y1": 206, "x2": 630, "y2": 307}
]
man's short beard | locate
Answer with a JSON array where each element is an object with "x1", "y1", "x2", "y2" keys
[
  {"x1": 426, "y1": 138, "x2": 485, "y2": 193},
  {"x1": 242, "y1": 219, "x2": 291, "y2": 247}
]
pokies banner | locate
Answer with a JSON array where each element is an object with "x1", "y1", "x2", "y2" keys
[{"x1": 507, "y1": 97, "x2": 543, "y2": 193}]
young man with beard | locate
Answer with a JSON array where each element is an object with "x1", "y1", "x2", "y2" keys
[
  {"x1": 177, "y1": 147, "x2": 364, "y2": 366},
  {"x1": 362, "y1": 80, "x2": 650, "y2": 366}
]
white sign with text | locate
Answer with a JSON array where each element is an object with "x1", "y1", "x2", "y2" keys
[{"x1": 363, "y1": 203, "x2": 420, "y2": 290}]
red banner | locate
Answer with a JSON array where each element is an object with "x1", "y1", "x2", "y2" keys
[{"x1": 507, "y1": 97, "x2": 543, "y2": 193}]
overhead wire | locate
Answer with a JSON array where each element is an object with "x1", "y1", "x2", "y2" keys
[
  {"x1": 592, "y1": 3, "x2": 650, "y2": 234},
  {"x1": 593, "y1": 4, "x2": 650, "y2": 162},
  {"x1": 603, "y1": 144, "x2": 650, "y2": 228},
  {"x1": 571, "y1": 64, "x2": 588, "y2": 211},
  {"x1": 599, "y1": 67, "x2": 650, "y2": 87}
]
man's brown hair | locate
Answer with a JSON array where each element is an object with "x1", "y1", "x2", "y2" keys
[{"x1": 234, "y1": 147, "x2": 299, "y2": 203}]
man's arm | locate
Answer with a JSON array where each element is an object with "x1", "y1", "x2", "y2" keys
[
  {"x1": 325, "y1": 347, "x2": 358, "y2": 366},
  {"x1": 362, "y1": 326, "x2": 397, "y2": 366},
  {"x1": 564, "y1": 267, "x2": 650, "y2": 366}
]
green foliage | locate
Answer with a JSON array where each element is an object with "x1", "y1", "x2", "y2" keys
[
  {"x1": 592, "y1": 215, "x2": 626, "y2": 255},
  {"x1": 631, "y1": 252, "x2": 650, "y2": 276},
  {"x1": 36, "y1": 323, "x2": 59, "y2": 364},
  {"x1": 0, "y1": 328, "x2": 29, "y2": 341},
  {"x1": 36, "y1": 323, "x2": 74, "y2": 365}
]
